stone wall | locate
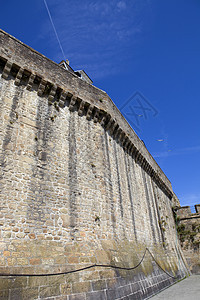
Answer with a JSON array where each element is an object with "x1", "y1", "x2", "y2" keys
[
  {"x1": 0, "y1": 29, "x2": 189, "y2": 300},
  {"x1": 176, "y1": 205, "x2": 200, "y2": 274}
]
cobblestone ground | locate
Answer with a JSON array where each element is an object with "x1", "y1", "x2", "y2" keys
[{"x1": 150, "y1": 275, "x2": 200, "y2": 300}]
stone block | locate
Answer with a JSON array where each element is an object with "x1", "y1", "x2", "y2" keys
[
  {"x1": 91, "y1": 279, "x2": 107, "y2": 291},
  {"x1": 48, "y1": 275, "x2": 66, "y2": 286},
  {"x1": 117, "y1": 285, "x2": 132, "y2": 298},
  {"x1": 0, "y1": 278, "x2": 12, "y2": 291},
  {"x1": 95, "y1": 250, "x2": 110, "y2": 264},
  {"x1": 86, "y1": 291, "x2": 106, "y2": 300},
  {"x1": 0, "y1": 277, "x2": 28, "y2": 292},
  {"x1": 71, "y1": 281, "x2": 91, "y2": 294},
  {"x1": 60, "y1": 282, "x2": 72, "y2": 295},
  {"x1": 7, "y1": 258, "x2": 17, "y2": 266},
  {"x1": 22, "y1": 287, "x2": 39, "y2": 300},
  {"x1": 29, "y1": 258, "x2": 41, "y2": 265},
  {"x1": 3, "y1": 251, "x2": 10, "y2": 257},
  {"x1": 39, "y1": 285, "x2": 60, "y2": 298},
  {"x1": 68, "y1": 293, "x2": 86, "y2": 300},
  {"x1": 28, "y1": 276, "x2": 49, "y2": 288},
  {"x1": 106, "y1": 288, "x2": 119, "y2": 300},
  {"x1": 99, "y1": 269, "x2": 115, "y2": 279},
  {"x1": 80, "y1": 270, "x2": 100, "y2": 281},
  {"x1": 0, "y1": 289, "x2": 9, "y2": 300},
  {"x1": 16, "y1": 258, "x2": 29, "y2": 265},
  {"x1": 131, "y1": 282, "x2": 140, "y2": 293},
  {"x1": 10, "y1": 288, "x2": 23, "y2": 300},
  {"x1": 68, "y1": 256, "x2": 79, "y2": 264},
  {"x1": 106, "y1": 278, "x2": 117, "y2": 289},
  {"x1": 55, "y1": 256, "x2": 66, "y2": 264}
]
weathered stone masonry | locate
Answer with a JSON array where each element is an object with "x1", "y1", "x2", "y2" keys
[
  {"x1": 176, "y1": 205, "x2": 200, "y2": 274},
  {"x1": 0, "y1": 28, "x2": 189, "y2": 300}
]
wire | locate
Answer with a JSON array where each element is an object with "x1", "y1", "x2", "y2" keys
[
  {"x1": 146, "y1": 248, "x2": 178, "y2": 279},
  {"x1": 43, "y1": 0, "x2": 66, "y2": 61},
  {"x1": 0, "y1": 248, "x2": 178, "y2": 279}
]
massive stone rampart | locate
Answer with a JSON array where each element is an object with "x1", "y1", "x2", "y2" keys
[
  {"x1": 0, "y1": 29, "x2": 189, "y2": 300},
  {"x1": 0, "y1": 29, "x2": 173, "y2": 198}
]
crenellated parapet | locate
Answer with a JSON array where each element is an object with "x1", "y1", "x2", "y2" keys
[
  {"x1": 0, "y1": 28, "x2": 173, "y2": 199},
  {"x1": 177, "y1": 204, "x2": 200, "y2": 220},
  {"x1": 176, "y1": 204, "x2": 200, "y2": 274},
  {"x1": 195, "y1": 204, "x2": 200, "y2": 213}
]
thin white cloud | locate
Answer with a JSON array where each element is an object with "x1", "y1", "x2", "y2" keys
[
  {"x1": 153, "y1": 145, "x2": 200, "y2": 158},
  {"x1": 117, "y1": 1, "x2": 127, "y2": 11},
  {"x1": 179, "y1": 193, "x2": 200, "y2": 207},
  {"x1": 40, "y1": 0, "x2": 151, "y2": 79}
]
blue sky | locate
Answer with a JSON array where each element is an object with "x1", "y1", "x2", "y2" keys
[{"x1": 1, "y1": 0, "x2": 200, "y2": 208}]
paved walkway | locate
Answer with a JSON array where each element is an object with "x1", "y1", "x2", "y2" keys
[{"x1": 150, "y1": 275, "x2": 200, "y2": 300}]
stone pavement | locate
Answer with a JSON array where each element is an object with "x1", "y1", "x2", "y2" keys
[{"x1": 150, "y1": 275, "x2": 200, "y2": 300}]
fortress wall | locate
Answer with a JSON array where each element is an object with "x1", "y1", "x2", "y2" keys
[
  {"x1": 0, "y1": 29, "x2": 189, "y2": 299},
  {"x1": 0, "y1": 29, "x2": 173, "y2": 195}
]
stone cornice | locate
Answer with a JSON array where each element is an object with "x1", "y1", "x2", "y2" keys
[{"x1": 0, "y1": 28, "x2": 173, "y2": 199}]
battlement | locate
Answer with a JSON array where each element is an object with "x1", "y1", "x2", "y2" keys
[
  {"x1": 176, "y1": 204, "x2": 200, "y2": 274},
  {"x1": 177, "y1": 204, "x2": 200, "y2": 220},
  {"x1": 0, "y1": 28, "x2": 173, "y2": 199}
]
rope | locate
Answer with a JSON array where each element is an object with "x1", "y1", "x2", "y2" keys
[
  {"x1": 43, "y1": 0, "x2": 66, "y2": 61},
  {"x1": 0, "y1": 248, "x2": 178, "y2": 279},
  {"x1": 146, "y1": 248, "x2": 177, "y2": 279}
]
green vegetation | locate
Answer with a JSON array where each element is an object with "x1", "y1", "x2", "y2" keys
[{"x1": 172, "y1": 207, "x2": 200, "y2": 246}]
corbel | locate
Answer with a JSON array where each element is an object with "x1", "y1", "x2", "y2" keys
[
  {"x1": 78, "y1": 100, "x2": 85, "y2": 116},
  {"x1": 14, "y1": 67, "x2": 24, "y2": 86},
  {"x1": 131, "y1": 146, "x2": 137, "y2": 157},
  {"x1": 100, "y1": 113, "x2": 108, "y2": 126},
  {"x1": 59, "y1": 91, "x2": 67, "y2": 108},
  {"x1": 105, "y1": 117, "x2": 114, "y2": 130},
  {"x1": 27, "y1": 73, "x2": 36, "y2": 91},
  {"x1": 119, "y1": 131, "x2": 125, "y2": 144},
  {"x1": 2, "y1": 61, "x2": 12, "y2": 80},
  {"x1": 147, "y1": 163, "x2": 151, "y2": 173},
  {"x1": 69, "y1": 96, "x2": 77, "y2": 111},
  {"x1": 128, "y1": 143, "x2": 133, "y2": 155},
  {"x1": 141, "y1": 157, "x2": 145, "y2": 167},
  {"x1": 127, "y1": 141, "x2": 132, "y2": 153},
  {"x1": 144, "y1": 161, "x2": 148, "y2": 172},
  {"x1": 137, "y1": 153, "x2": 142, "y2": 164},
  {"x1": 135, "y1": 150, "x2": 140, "y2": 162},
  {"x1": 86, "y1": 104, "x2": 94, "y2": 120},
  {"x1": 151, "y1": 169, "x2": 155, "y2": 179},
  {"x1": 115, "y1": 128, "x2": 122, "y2": 140},
  {"x1": 37, "y1": 79, "x2": 46, "y2": 96},
  {"x1": 109, "y1": 121, "x2": 118, "y2": 135},
  {"x1": 123, "y1": 137, "x2": 130, "y2": 149},
  {"x1": 147, "y1": 165, "x2": 152, "y2": 174},
  {"x1": 48, "y1": 85, "x2": 57, "y2": 104},
  {"x1": 93, "y1": 108, "x2": 100, "y2": 123}
]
